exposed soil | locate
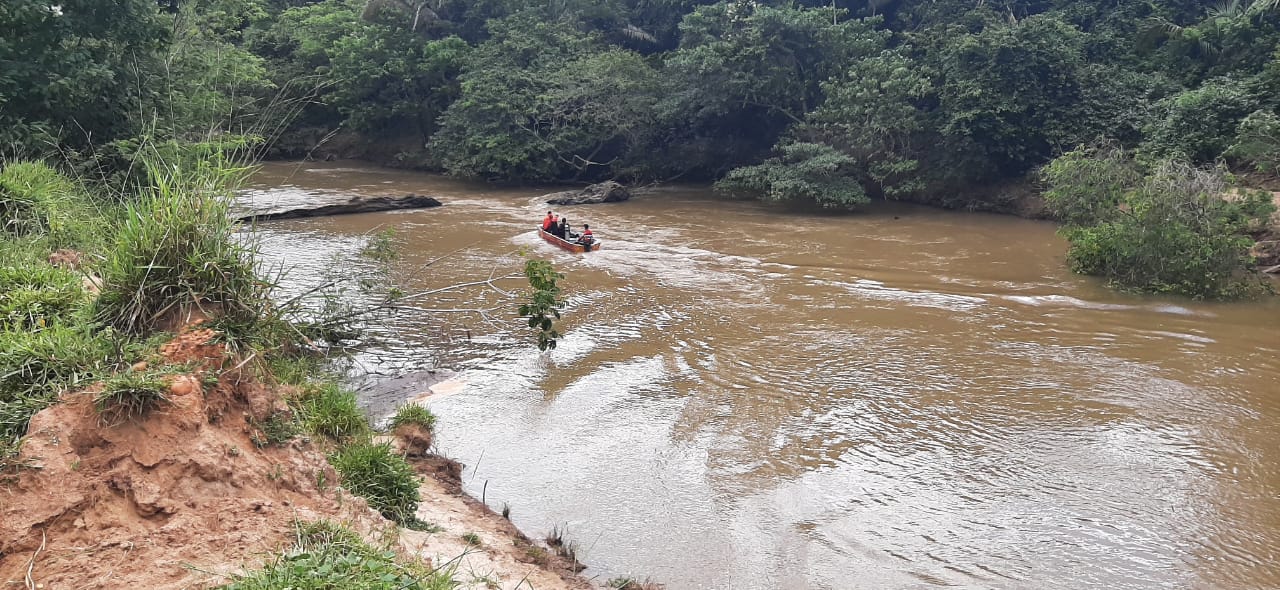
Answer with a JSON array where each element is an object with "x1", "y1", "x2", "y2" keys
[
  {"x1": 396, "y1": 451, "x2": 594, "y2": 590},
  {"x1": 0, "y1": 324, "x2": 595, "y2": 589}
]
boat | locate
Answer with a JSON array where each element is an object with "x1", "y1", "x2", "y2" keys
[{"x1": 538, "y1": 227, "x2": 600, "y2": 253}]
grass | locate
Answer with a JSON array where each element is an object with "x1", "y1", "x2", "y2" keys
[
  {"x1": 294, "y1": 382, "x2": 370, "y2": 442},
  {"x1": 545, "y1": 524, "x2": 582, "y2": 567},
  {"x1": 250, "y1": 412, "x2": 300, "y2": 448},
  {"x1": 93, "y1": 153, "x2": 267, "y2": 336},
  {"x1": 328, "y1": 441, "x2": 421, "y2": 524},
  {"x1": 390, "y1": 403, "x2": 436, "y2": 432},
  {"x1": 0, "y1": 264, "x2": 88, "y2": 331},
  {"x1": 460, "y1": 532, "x2": 482, "y2": 547},
  {"x1": 0, "y1": 160, "x2": 100, "y2": 250},
  {"x1": 94, "y1": 371, "x2": 173, "y2": 424},
  {"x1": 220, "y1": 520, "x2": 458, "y2": 590}
]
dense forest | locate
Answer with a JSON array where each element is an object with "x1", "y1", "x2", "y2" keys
[{"x1": 2, "y1": 0, "x2": 1279, "y2": 295}]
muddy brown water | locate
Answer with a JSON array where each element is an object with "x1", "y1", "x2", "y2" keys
[{"x1": 245, "y1": 161, "x2": 1280, "y2": 590}]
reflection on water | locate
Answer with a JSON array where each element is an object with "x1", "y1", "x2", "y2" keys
[{"x1": 247, "y1": 161, "x2": 1280, "y2": 590}]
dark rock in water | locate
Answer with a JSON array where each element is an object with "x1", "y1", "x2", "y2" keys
[
  {"x1": 544, "y1": 181, "x2": 631, "y2": 205},
  {"x1": 358, "y1": 369, "x2": 455, "y2": 420},
  {"x1": 238, "y1": 194, "x2": 441, "y2": 222}
]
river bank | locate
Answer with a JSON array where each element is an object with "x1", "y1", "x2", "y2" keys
[
  {"x1": 0, "y1": 158, "x2": 610, "y2": 589},
  {"x1": 0, "y1": 320, "x2": 596, "y2": 589}
]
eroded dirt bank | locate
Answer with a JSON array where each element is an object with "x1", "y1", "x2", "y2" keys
[{"x1": 0, "y1": 326, "x2": 591, "y2": 590}]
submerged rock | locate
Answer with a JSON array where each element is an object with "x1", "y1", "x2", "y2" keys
[
  {"x1": 238, "y1": 194, "x2": 442, "y2": 222},
  {"x1": 543, "y1": 181, "x2": 631, "y2": 205}
]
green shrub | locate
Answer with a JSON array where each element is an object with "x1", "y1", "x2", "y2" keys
[
  {"x1": 94, "y1": 371, "x2": 172, "y2": 424},
  {"x1": 1044, "y1": 149, "x2": 1275, "y2": 298},
  {"x1": 328, "y1": 441, "x2": 421, "y2": 523},
  {"x1": 716, "y1": 142, "x2": 869, "y2": 209},
  {"x1": 94, "y1": 156, "x2": 266, "y2": 335},
  {"x1": 0, "y1": 264, "x2": 87, "y2": 330},
  {"x1": 1226, "y1": 110, "x2": 1280, "y2": 174},
  {"x1": 1142, "y1": 79, "x2": 1259, "y2": 163},
  {"x1": 294, "y1": 382, "x2": 370, "y2": 442},
  {"x1": 221, "y1": 520, "x2": 457, "y2": 590},
  {"x1": 390, "y1": 404, "x2": 436, "y2": 432},
  {"x1": 1042, "y1": 145, "x2": 1143, "y2": 227}
]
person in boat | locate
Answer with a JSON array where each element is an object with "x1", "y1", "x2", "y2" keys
[
  {"x1": 541, "y1": 211, "x2": 555, "y2": 231},
  {"x1": 577, "y1": 223, "x2": 594, "y2": 245},
  {"x1": 558, "y1": 217, "x2": 574, "y2": 240}
]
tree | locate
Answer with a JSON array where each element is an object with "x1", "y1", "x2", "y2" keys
[
  {"x1": 932, "y1": 15, "x2": 1091, "y2": 176},
  {"x1": 0, "y1": 0, "x2": 169, "y2": 153},
  {"x1": 657, "y1": 1, "x2": 888, "y2": 178},
  {"x1": 430, "y1": 13, "x2": 663, "y2": 182},
  {"x1": 716, "y1": 142, "x2": 868, "y2": 208}
]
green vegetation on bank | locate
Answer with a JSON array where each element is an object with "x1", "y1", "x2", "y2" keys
[
  {"x1": 1043, "y1": 146, "x2": 1274, "y2": 298},
  {"x1": 8, "y1": 0, "x2": 1278, "y2": 192},
  {"x1": 221, "y1": 520, "x2": 457, "y2": 590},
  {"x1": 4, "y1": 0, "x2": 1278, "y2": 297},
  {"x1": 0, "y1": 152, "x2": 455, "y2": 581}
]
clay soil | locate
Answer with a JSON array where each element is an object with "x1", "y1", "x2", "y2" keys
[{"x1": 0, "y1": 325, "x2": 593, "y2": 590}]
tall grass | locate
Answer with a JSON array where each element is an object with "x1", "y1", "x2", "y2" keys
[
  {"x1": 294, "y1": 382, "x2": 371, "y2": 442},
  {"x1": 0, "y1": 161, "x2": 99, "y2": 250},
  {"x1": 0, "y1": 161, "x2": 117, "y2": 462},
  {"x1": 328, "y1": 441, "x2": 421, "y2": 524},
  {"x1": 94, "y1": 152, "x2": 267, "y2": 335}
]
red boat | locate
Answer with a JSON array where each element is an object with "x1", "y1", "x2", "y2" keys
[{"x1": 538, "y1": 227, "x2": 600, "y2": 253}]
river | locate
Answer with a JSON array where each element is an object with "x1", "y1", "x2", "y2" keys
[{"x1": 244, "y1": 161, "x2": 1280, "y2": 590}]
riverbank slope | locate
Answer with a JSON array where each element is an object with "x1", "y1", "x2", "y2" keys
[{"x1": 0, "y1": 322, "x2": 592, "y2": 589}]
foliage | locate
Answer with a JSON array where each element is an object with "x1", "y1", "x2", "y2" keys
[
  {"x1": 0, "y1": 324, "x2": 113, "y2": 402},
  {"x1": 429, "y1": 15, "x2": 614, "y2": 181},
  {"x1": 1044, "y1": 148, "x2": 1275, "y2": 298},
  {"x1": 93, "y1": 151, "x2": 267, "y2": 335},
  {"x1": 328, "y1": 441, "x2": 422, "y2": 523},
  {"x1": 390, "y1": 403, "x2": 436, "y2": 431},
  {"x1": 656, "y1": 2, "x2": 886, "y2": 177},
  {"x1": 0, "y1": 264, "x2": 87, "y2": 331},
  {"x1": 360, "y1": 228, "x2": 400, "y2": 263},
  {"x1": 1226, "y1": 109, "x2": 1280, "y2": 172},
  {"x1": 717, "y1": 142, "x2": 867, "y2": 208},
  {"x1": 932, "y1": 16, "x2": 1091, "y2": 176},
  {"x1": 796, "y1": 50, "x2": 930, "y2": 199},
  {"x1": 94, "y1": 371, "x2": 173, "y2": 423},
  {"x1": 518, "y1": 259, "x2": 563, "y2": 351},
  {"x1": 1142, "y1": 77, "x2": 1261, "y2": 162},
  {"x1": 220, "y1": 520, "x2": 457, "y2": 589},
  {"x1": 293, "y1": 382, "x2": 371, "y2": 442},
  {"x1": 0, "y1": 161, "x2": 99, "y2": 249},
  {"x1": 1042, "y1": 145, "x2": 1145, "y2": 227},
  {"x1": 0, "y1": 0, "x2": 169, "y2": 152}
]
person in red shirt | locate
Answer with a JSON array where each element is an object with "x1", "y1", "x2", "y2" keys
[
  {"x1": 541, "y1": 211, "x2": 555, "y2": 231},
  {"x1": 578, "y1": 223, "x2": 594, "y2": 244}
]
